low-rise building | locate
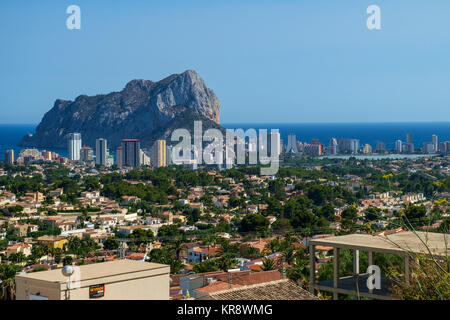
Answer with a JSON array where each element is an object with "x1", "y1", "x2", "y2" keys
[
  {"x1": 36, "y1": 235, "x2": 67, "y2": 249},
  {"x1": 6, "y1": 242, "x2": 32, "y2": 257},
  {"x1": 15, "y1": 259, "x2": 170, "y2": 300}
]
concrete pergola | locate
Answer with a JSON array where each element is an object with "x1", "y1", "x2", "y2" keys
[{"x1": 308, "y1": 231, "x2": 449, "y2": 300}]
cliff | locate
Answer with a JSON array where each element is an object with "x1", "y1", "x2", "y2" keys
[{"x1": 19, "y1": 70, "x2": 222, "y2": 149}]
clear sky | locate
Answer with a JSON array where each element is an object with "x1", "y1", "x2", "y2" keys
[{"x1": 1, "y1": 0, "x2": 450, "y2": 124}]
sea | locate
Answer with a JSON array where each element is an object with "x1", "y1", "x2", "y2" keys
[{"x1": 0, "y1": 122, "x2": 449, "y2": 161}]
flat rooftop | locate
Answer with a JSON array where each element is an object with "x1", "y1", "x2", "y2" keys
[
  {"x1": 309, "y1": 231, "x2": 448, "y2": 256},
  {"x1": 16, "y1": 259, "x2": 168, "y2": 283}
]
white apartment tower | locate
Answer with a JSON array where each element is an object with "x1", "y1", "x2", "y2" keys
[
  {"x1": 68, "y1": 133, "x2": 82, "y2": 161},
  {"x1": 395, "y1": 140, "x2": 403, "y2": 153},
  {"x1": 432, "y1": 134, "x2": 438, "y2": 152}
]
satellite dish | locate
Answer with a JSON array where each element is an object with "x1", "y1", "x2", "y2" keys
[{"x1": 62, "y1": 265, "x2": 74, "y2": 277}]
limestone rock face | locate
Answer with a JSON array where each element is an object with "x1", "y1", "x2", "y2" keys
[{"x1": 19, "y1": 70, "x2": 221, "y2": 149}]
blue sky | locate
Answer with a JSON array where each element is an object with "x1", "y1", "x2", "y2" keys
[{"x1": 1, "y1": 0, "x2": 450, "y2": 124}]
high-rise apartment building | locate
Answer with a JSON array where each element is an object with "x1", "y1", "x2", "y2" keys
[
  {"x1": 151, "y1": 140, "x2": 167, "y2": 168},
  {"x1": 363, "y1": 144, "x2": 372, "y2": 154},
  {"x1": 68, "y1": 133, "x2": 82, "y2": 161},
  {"x1": 375, "y1": 141, "x2": 386, "y2": 153},
  {"x1": 405, "y1": 133, "x2": 414, "y2": 153},
  {"x1": 41, "y1": 150, "x2": 52, "y2": 161},
  {"x1": 406, "y1": 133, "x2": 412, "y2": 144},
  {"x1": 286, "y1": 133, "x2": 298, "y2": 153},
  {"x1": 438, "y1": 141, "x2": 450, "y2": 153},
  {"x1": 80, "y1": 146, "x2": 94, "y2": 162},
  {"x1": 303, "y1": 143, "x2": 322, "y2": 156},
  {"x1": 121, "y1": 139, "x2": 141, "y2": 167},
  {"x1": 395, "y1": 140, "x2": 403, "y2": 153},
  {"x1": 140, "y1": 149, "x2": 151, "y2": 166},
  {"x1": 423, "y1": 142, "x2": 435, "y2": 154},
  {"x1": 5, "y1": 149, "x2": 14, "y2": 164},
  {"x1": 166, "y1": 145, "x2": 173, "y2": 165},
  {"x1": 116, "y1": 147, "x2": 123, "y2": 168},
  {"x1": 432, "y1": 134, "x2": 438, "y2": 152},
  {"x1": 96, "y1": 138, "x2": 108, "y2": 166},
  {"x1": 336, "y1": 138, "x2": 360, "y2": 154},
  {"x1": 328, "y1": 138, "x2": 338, "y2": 155},
  {"x1": 404, "y1": 143, "x2": 415, "y2": 154}
]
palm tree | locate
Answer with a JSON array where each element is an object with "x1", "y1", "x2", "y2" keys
[
  {"x1": 218, "y1": 254, "x2": 237, "y2": 272},
  {"x1": 286, "y1": 259, "x2": 310, "y2": 288},
  {"x1": 281, "y1": 246, "x2": 295, "y2": 266},
  {"x1": 262, "y1": 257, "x2": 275, "y2": 271},
  {"x1": 9, "y1": 252, "x2": 26, "y2": 264},
  {"x1": 265, "y1": 238, "x2": 280, "y2": 254},
  {"x1": 202, "y1": 233, "x2": 215, "y2": 257},
  {"x1": 48, "y1": 247, "x2": 56, "y2": 264},
  {"x1": 172, "y1": 239, "x2": 184, "y2": 261},
  {"x1": 246, "y1": 246, "x2": 260, "y2": 259},
  {"x1": 31, "y1": 244, "x2": 45, "y2": 260},
  {"x1": 0, "y1": 264, "x2": 18, "y2": 300},
  {"x1": 42, "y1": 245, "x2": 51, "y2": 262}
]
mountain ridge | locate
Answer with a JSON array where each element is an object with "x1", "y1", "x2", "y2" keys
[{"x1": 19, "y1": 70, "x2": 222, "y2": 149}]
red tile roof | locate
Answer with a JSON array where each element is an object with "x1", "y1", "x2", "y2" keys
[
  {"x1": 129, "y1": 253, "x2": 146, "y2": 260},
  {"x1": 195, "y1": 281, "x2": 242, "y2": 294},
  {"x1": 232, "y1": 270, "x2": 282, "y2": 286}
]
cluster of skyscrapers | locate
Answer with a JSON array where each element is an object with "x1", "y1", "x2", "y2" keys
[
  {"x1": 284, "y1": 134, "x2": 359, "y2": 156},
  {"x1": 395, "y1": 134, "x2": 442, "y2": 154},
  {"x1": 283, "y1": 133, "x2": 449, "y2": 156},
  {"x1": 67, "y1": 133, "x2": 168, "y2": 168},
  {"x1": 4, "y1": 131, "x2": 449, "y2": 167}
]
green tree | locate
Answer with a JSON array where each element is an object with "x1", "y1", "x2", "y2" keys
[
  {"x1": 217, "y1": 254, "x2": 237, "y2": 272},
  {"x1": 239, "y1": 214, "x2": 269, "y2": 235},
  {"x1": 341, "y1": 205, "x2": 358, "y2": 220},
  {"x1": 0, "y1": 264, "x2": 20, "y2": 300},
  {"x1": 319, "y1": 203, "x2": 336, "y2": 221},
  {"x1": 365, "y1": 207, "x2": 381, "y2": 221},
  {"x1": 103, "y1": 238, "x2": 120, "y2": 251},
  {"x1": 63, "y1": 255, "x2": 73, "y2": 266},
  {"x1": 193, "y1": 259, "x2": 219, "y2": 273},
  {"x1": 403, "y1": 205, "x2": 427, "y2": 226},
  {"x1": 271, "y1": 218, "x2": 293, "y2": 234}
]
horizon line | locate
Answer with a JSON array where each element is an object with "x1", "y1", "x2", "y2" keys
[{"x1": 1, "y1": 121, "x2": 450, "y2": 126}]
